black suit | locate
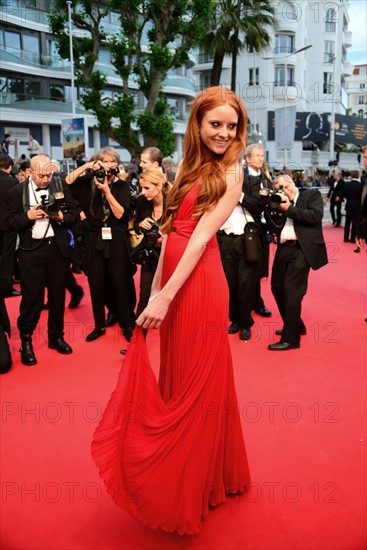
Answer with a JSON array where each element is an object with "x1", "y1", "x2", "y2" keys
[
  {"x1": 270, "y1": 188, "x2": 328, "y2": 344},
  {"x1": 343, "y1": 179, "x2": 363, "y2": 242},
  {"x1": 327, "y1": 177, "x2": 345, "y2": 226},
  {"x1": 6, "y1": 179, "x2": 78, "y2": 338},
  {"x1": 356, "y1": 174, "x2": 367, "y2": 241},
  {"x1": 0, "y1": 170, "x2": 18, "y2": 254}
]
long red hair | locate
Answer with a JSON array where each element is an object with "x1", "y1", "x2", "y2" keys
[{"x1": 161, "y1": 86, "x2": 247, "y2": 233}]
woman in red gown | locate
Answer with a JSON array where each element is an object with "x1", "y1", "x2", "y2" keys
[{"x1": 91, "y1": 86, "x2": 251, "y2": 535}]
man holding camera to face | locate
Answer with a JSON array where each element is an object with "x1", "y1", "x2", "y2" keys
[
  {"x1": 265, "y1": 174, "x2": 328, "y2": 351},
  {"x1": 6, "y1": 154, "x2": 78, "y2": 365}
]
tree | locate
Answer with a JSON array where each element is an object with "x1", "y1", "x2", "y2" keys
[
  {"x1": 48, "y1": 0, "x2": 214, "y2": 157},
  {"x1": 202, "y1": 0, "x2": 277, "y2": 90}
]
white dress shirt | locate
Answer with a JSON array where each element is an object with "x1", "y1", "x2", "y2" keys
[{"x1": 29, "y1": 179, "x2": 55, "y2": 239}]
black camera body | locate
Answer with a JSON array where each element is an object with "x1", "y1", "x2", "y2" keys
[
  {"x1": 39, "y1": 173, "x2": 67, "y2": 219},
  {"x1": 144, "y1": 221, "x2": 161, "y2": 245},
  {"x1": 260, "y1": 185, "x2": 288, "y2": 209},
  {"x1": 93, "y1": 165, "x2": 120, "y2": 183}
]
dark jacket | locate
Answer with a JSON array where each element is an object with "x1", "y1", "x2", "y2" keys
[
  {"x1": 286, "y1": 188, "x2": 328, "y2": 271},
  {"x1": 327, "y1": 177, "x2": 345, "y2": 201},
  {"x1": 356, "y1": 174, "x2": 367, "y2": 240},
  {"x1": 343, "y1": 179, "x2": 363, "y2": 213},
  {"x1": 6, "y1": 178, "x2": 78, "y2": 258}
]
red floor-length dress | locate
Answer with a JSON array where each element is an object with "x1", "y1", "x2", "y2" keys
[{"x1": 91, "y1": 183, "x2": 250, "y2": 535}]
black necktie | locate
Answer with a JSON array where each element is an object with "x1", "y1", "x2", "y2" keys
[{"x1": 35, "y1": 186, "x2": 50, "y2": 192}]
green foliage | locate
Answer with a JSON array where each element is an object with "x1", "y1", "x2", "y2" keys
[
  {"x1": 48, "y1": 0, "x2": 213, "y2": 156},
  {"x1": 202, "y1": 0, "x2": 277, "y2": 86}
]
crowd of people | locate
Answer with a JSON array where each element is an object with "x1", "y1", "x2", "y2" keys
[
  {"x1": 0, "y1": 131, "x2": 366, "y2": 371},
  {"x1": 0, "y1": 88, "x2": 366, "y2": 535}
]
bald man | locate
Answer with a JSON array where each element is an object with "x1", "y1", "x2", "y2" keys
[{"x1": 6, "y1": 154, "x2": 78, "y2": 365}]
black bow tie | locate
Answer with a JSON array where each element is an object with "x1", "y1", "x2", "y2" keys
[{"x1": 35, "y1": 186, "x2": 50, "y2": 192}]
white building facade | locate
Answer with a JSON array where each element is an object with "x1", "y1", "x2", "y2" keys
[{"x1": 193, "y1": 0, "x2": 366, "y2": 175}]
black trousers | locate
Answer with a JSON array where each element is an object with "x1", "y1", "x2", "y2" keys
[
  {"x1": 271, "y1": 243, "x2": 309, "y2": 344},
  {"x1": 217, "y1": 233, "x2": 259, "y2": 329},
  {"x1": 344, "y1": 209, "x2": 359, "y2": 242},
  {"x1": 17, "y1": 239, "x2": 68, "y2": 338},
  {"x1": 330, "y1": 199, "x2": 342, "y2": 225},
  {"x1": 136, "y1": 261, "x2": 156, "y2": 318},
  {"x1": 84, "y1": 234, "x2": 135, "y2": 331}
]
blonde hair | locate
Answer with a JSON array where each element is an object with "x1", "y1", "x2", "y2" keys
[
  {"x1": 139, "y1": 168, "x2": 171, "y2": 196},
  {"x1": 161, "y1": 86, "x2": 247, "y2": 233},
  {"x1": 93, "y1": 146, "x2": 120, "y2": 163}
]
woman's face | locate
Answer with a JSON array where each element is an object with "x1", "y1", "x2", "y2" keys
[
  {"x1": 97, "y1": 154, "x2": 119, "y2": 181},
  {"x1": 140, "y1": 179, "x2": 162, "y2": 201},
  {"x1": 199, "y1": 104, "x2": 238, "y2": 155}
]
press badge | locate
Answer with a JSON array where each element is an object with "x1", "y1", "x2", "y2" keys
[{"x1": 101, "y1": 226, "x2": 112, "y2": 240}]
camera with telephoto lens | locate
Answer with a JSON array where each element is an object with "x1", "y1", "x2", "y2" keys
[
  {"x1": 93, "y1": 165, "x2": 120, "y2": 183},
  {"x1": 259, "y1": 185, "x2": 288, "y2": 209},
  {"x1": 144, "y1": 221, "x2": 161, "y2": 245},
  {"x1": 39, "y1": 173, "x2": 67, "y2": 219}
]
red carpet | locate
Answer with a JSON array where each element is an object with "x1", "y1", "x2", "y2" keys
[{"x1": 1, "y1": 226, "x2": 366, "y2": 549}]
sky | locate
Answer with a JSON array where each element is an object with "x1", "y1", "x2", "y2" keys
[{"x1": 347, "y1": 0, "x2": 367, "y2": 65}]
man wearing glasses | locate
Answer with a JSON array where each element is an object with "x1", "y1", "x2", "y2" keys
[{"x1": 6, "y1": 154, "x2": 78, "y2": 365}]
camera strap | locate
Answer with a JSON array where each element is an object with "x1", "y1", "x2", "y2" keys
[{"x1": 89, "y1": 180, "x2": 111, "y2": 222}]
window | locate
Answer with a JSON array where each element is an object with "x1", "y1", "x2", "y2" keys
[
  {"x1": 275, "y1": 66, "x2": 294, "y2": 86},
  {"x1": 98, "y1": 48, "x2": 111, "y2": 65},
  {"x1": 4, "y1": 30, "x2": 21, "y2": 54},
  {"x1": 324, "y1": 41, "x2": 335, "y2": 63},
  {"x1": 274, "y1": 34, "x2": 294, "y2": 55},
  {"x1": 249, "y1": 68, "x2": 259, "y2": 86},
  {"x1": 359, "y1": 95, "x2": 365, "y2": 105},
  {"x1": 22, "y1": 34, "x2": 40, "y2": 63},
  {"x1": 358, "y1": 109, "x2": 364, "y2": 117},
  {"x1": 325, "y1": 8, "x2": 336, "y2": 32},
  {"x1": 50, "y1": 85, "x2": 65, "y2": 101},
  {"x1": 200, "y1": 73, "x2": 211, "y2": 90},
  {"x1": 25, "y1": 80, "x2": 41, "y2": 100},
  {"x1": 248, "y1": 67, "x2": 259, "y2": 86},
  {"x1": 323, "y1": 72, "x2": 332, "y2": 94},
  {"x1": 360, "y1": 83, "x2": 366, "y2": 89}
]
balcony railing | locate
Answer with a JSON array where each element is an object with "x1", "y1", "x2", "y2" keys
[{"x1": 1, "y1": 46, "x2": 71, "y2": 70}]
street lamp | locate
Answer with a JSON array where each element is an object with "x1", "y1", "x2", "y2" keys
[
  {"x1": 66, "y1": 0, "x2": 76, "y2": 117},
  {"x1": 263, "y1": 44, "x2": 312, "y2": 167}
]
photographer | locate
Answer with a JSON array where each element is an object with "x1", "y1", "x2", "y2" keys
[
  {"x1": 266, "y1": 174, "x2": 328, "y2": 351},
  {"x1": 65, "y1": 147, "x2": 136, "y2": 343},
  {"x1": 6, "y1": 154, "x2": 78, "y2": 365},
  {"x1": 134, "y1": 168, "x2": 171, "y2": 317}
]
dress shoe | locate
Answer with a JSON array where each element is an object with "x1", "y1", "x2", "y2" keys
[
  {"x1": 343, "y1": 239, "x2": 350, "y2": 242},
  {"x1": 48, "y1": 338, "x2": 73, "y2": 354},
  {"x1": 254, "y1": 306, "x2": 272, "y2": 317},
  {"x1": 354, "y1": 248, "x2": 361, "y2": 253},
  {"x1": 268, "y1": 341, "x2": 300, "y2": 351},
  {"x1": 71, "y1": 265, "x2": 83, "y2": 274},
  {"x1": 105, "y1": 313, "x2": 117, "y2": 327},
  {"x1": 68, "y1": 286, "x2": 84, "y2": 309},
  {"x1": 86, "y1": 328, "x2": 106, "y2": 342},
  {"x1": 20, "y1": 335, "x2": 37, "y2": 366},
  {"x1": 239, "y1": 327, "x2": 251, "y2": 341},
  {"x1": 10, "y1": 288, "x2": 21, "y2": 297},
  {"x1": 228, "y1": 322, "x2": 241, "y2": 334},
  {"x1": 123, "y1": 326, "x2": 133, "y2": 343},
  {"x1": 120, "y1": 349, "x2": 127, "y2": 355},
  {"x1": 275, "y1": 328, "x2": 307, "y2": 336}
]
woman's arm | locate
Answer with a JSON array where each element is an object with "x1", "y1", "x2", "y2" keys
[
  {"x1": 137, "y1": 163, "x2": 243, "y2": 329},
  {"x1": 65, "y1": 161, "x2": 95, "y2": 185}
]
